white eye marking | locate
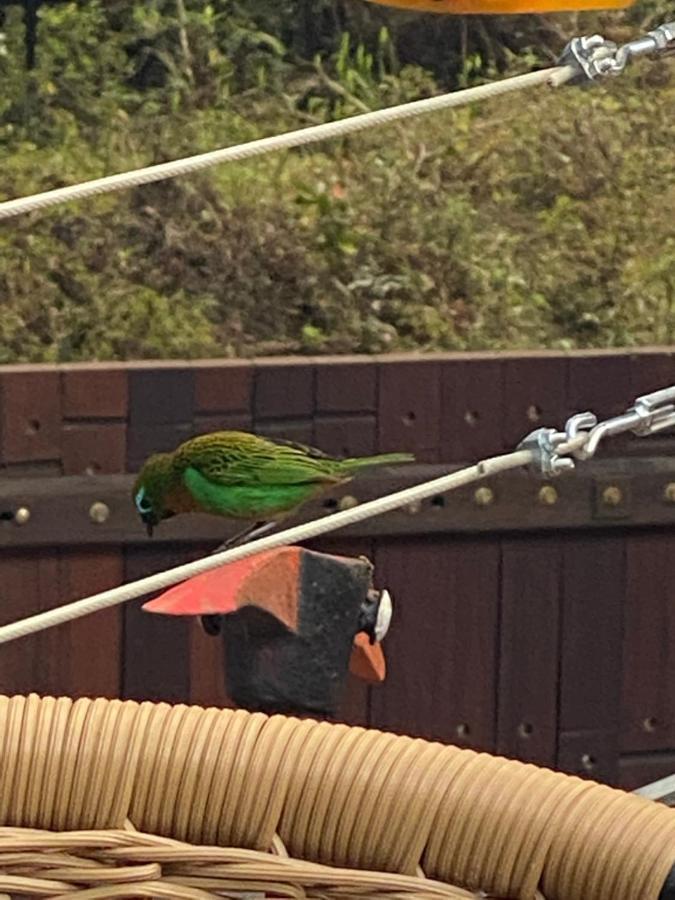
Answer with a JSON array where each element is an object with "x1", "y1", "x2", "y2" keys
[
  {"x1": 135, "y1": 488, "x2": 152, "y2": 515},
  {"x1": 374, "y1": 589, "x2": 393, "y2": 642}
]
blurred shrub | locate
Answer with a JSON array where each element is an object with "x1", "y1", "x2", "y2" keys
[{"x1": 0, "y1": 0, "x2": 672, "y2": 360}]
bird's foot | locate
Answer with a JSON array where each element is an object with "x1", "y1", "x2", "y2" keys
[
  {"x1": 200, "y1": 614, "x2": 223, "y2": 637},
  {"x1": 211, "y1": 520, "x2": 277, "y2": 555}
]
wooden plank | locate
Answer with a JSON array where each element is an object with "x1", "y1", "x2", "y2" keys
[
  {"x1": 0, "y1": 461, "x2": 62, "y2": 480},
  {"x1": 557, "y1": 729, "x2": 619, "y2": 786},
  {"x1": 0, "y1": 551, "x2": 62, "y2": 696},
  {"x1": 313, "y1": 415, "x2": 377, "y2": 458},
  {"x1": 369, "y1": 536, "x2": 499, "y2": 750},
  {"x1": 559, "y1": 535, "x2": 625, "y2": 734},
  {"x1": 193, "y1": 362, "x2": 252, "y2": 415},
  {"x1": 497, "y1": 537, "x2": 561, "y2": 767},
  {"x1": 123, "y1": 546, "x2": 192, "y2": 703},
  {"x1": 128, "y1": 368, "x2": 195, "y2": 428},
  {"x1": 502, "y1": 356, "x2": 568, "y2": 457},
  {"x1": 440, "y1": 357, "x2": 503, "y2": 463},
  {"x1": 61, "y1": 423, "x2": 127, "y2": 476},
  {"x1": 126, "y1": 368, "x2": 195, "y2": 472},
  {"x1": 1, "y1": 460, "x2": 675, "y2": 548},
  {"x1": 621, "y1": 531, "x2": 675, "y2": 752},
  {"x1": 62, "y1": 367, "x2": 128, "y2": 420},
  {"x1": 567, "y1": 353, "x2": 632, "y2": 458},
  {"x1": 628, "y1": 350, "x2": 675, "y2": 398},
  {"x1": 127, "y1": 367, "x2": 195, "y2": 472},
  {"x1": 253, "y1": 361, "x2": 315, "y2": 420},
  {"x1": 0, "y1": 370, "x2": 62, "y2": 465},
  {"x1": 336, "y1": 674, "x2": 371, "y2": 726},
  {"x1": 0, "y1": 548, "x2": 122, "y2": 699},
  {"x1": 497, "y1": 354, "x2": 567, "y2": 767},
  {"x1": 568, "y1": 353, "x2": 633, "y2": 420},
  {"x1": 378, "y1": 360, "x2": 441, "y2": 462},
  {"x1": 315, "y1": 359, "x2": 377, "y2": 413},
  {"x1": 53, "y1": 550, "x2": 124, "y2": 698}
]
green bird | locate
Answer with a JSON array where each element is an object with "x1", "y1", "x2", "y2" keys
[{"x1": 133, "y1": 430, "x2": 414, "y2": 541}]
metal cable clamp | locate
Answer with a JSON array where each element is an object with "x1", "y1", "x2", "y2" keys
[
  {"x1": 579, "y1": 386, "x2": 675, "y2": 459},
  {"x1": 559, "y1": 20, "x2": 675, "y2": 84},
  {"x1": 519, "y1": 386, "x2": 675, "y2": 475},
  {"x1": 517, "y1": 427, "x2": 576, "y2": 477}
]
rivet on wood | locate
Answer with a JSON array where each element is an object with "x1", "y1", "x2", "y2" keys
[
  {"x1": 518, "y1": 722, "x2": 534, "y2": 738},
  {"x1": 456, "y1": 723, "x2": 471, "y2": 738},
  {"x1": 406, "y1": 500, "x2": 422, "y2": 515},
  {"x1": 664, "y1": 483, "x2": 675, "y2": 504},
  {"x1": 581, "y1": 753, "x2": 596, "y2": 772},
  {"x1": 474, "y1": 486, "x2": 494, "y2": 507},
  {"x1": 538, "y1": 485, "x2": 558, "y2": 506},
  {"x1": 89, "y1": 501, "x2": 110, "y2": 524},
  {"x1": 338, "y1": 494, "x2": 359, "y2": 511},
  {"x1": 601, "y1": 485, "x2": 622, "y2": 507},
  {"x1": 642, "y1": 716, "x2": 658, "y2": 733},
  {"x1": 14, "y1": 507, "x2": 31, "y2": 526}
]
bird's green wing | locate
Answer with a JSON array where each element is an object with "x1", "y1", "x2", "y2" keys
[{"x1": 176, "y1": 431, "x2": 344, "y2": 486}]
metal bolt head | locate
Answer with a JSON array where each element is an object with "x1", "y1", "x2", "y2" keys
[
  {"x1": 338, "y1": 494, "x2": 359, "y2": 511},
  {"x1": 601, "y1": 485, "x2": 623, "y2": 507},
  {"x1": 474, "y1": 486, "x2": 494, "y2": 507},
  {"x1": 653, "y1": 21, "x2": 675, "y2": 49},
  {"x1": 581, "y1": 753, "x2": 596, "y2": 772},
  {"x1": 664, "y1": 483, "x2": 675, "y2": 504},
  {"x1": 538, "y1": 485, "x2": 558, "y2": 506},
  {"x1": 89, "y1": 501, "x2": 110, "y2": 524},
  {"x1": 14, "y1": 507, "x2": 31, "y2": 526}
]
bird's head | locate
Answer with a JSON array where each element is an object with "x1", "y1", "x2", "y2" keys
[{"x1": 132, "y1": 453, "x2": 175, "y2": 537}]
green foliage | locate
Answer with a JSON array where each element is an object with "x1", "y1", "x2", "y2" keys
[{"x1": 0, "y1": 0, "x2": 672, "y2": 361}]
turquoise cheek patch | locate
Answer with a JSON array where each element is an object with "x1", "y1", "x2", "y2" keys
[{"x1": 135, "y1": 488, "x2": 147, "y2": 514}]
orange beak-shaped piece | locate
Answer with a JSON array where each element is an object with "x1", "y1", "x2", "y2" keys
[
  {"x1": 366, "y1": 0, "x2": 632, "y2": 13},
  {"x1": 143, "y1": 548, "x2": 298, "y2": 629},
  {"x1": 350, "y1": 633, "x2": 386, "y2": 682}
]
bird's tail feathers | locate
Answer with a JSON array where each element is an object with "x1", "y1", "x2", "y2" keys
[{"x1": 340, "y1": 452, "x2": 415, "y2": 472}]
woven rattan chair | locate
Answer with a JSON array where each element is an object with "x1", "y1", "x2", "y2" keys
[{"x1": 0, "y1": 693, "x2": 673, "y2": 899}]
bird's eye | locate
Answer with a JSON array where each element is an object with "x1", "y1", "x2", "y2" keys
[{"x1": 135, "y1": 489, "x2": 152, "y2": 515}]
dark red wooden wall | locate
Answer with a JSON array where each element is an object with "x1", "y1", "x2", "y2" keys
[{"x1": 0, "y1": 349, "x2": 673, "y2": 790}]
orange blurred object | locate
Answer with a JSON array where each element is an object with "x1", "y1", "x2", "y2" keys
[
  {"x1": 143, "y1": 548, "x2": 299, "y2": 630},
  {"x1": 367, "y1": 0, "x2": 632, "y2": 13},
  {"x1": 350, "y1": 633, "x2": 387, "y2": 683}
]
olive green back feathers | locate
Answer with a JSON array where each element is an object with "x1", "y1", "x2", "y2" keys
[{"x1": 133, "y1": 430, "x2": 414, "y2": 530}]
